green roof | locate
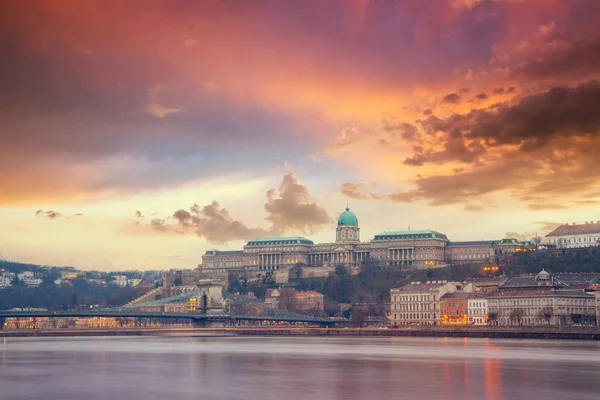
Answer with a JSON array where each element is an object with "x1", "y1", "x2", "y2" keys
[
  {"x1": 373, "y1": 230, "x2": 448, "y2": 241},
  {"x1": 337, "y1": 207, "x2": 358, "y2": 226},
  {"x1": 246, "y1": 236, "x2": 314, "y2": 245}
]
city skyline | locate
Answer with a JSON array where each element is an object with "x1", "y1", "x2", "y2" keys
[{"x1": 1, "y1": 0, "x2": 600, "y2": 270}]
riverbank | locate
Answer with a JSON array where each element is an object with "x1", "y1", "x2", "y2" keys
[{"x1": 2, "y1": 326, "x2": 600, "y2": 340}]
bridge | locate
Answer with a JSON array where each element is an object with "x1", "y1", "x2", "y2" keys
[
  {"x1": 0, "y1": 310, "x2": 332, "y2": 325},
  {"x1": 0, "y1": 291, "x2": 335, "y2": 329}
]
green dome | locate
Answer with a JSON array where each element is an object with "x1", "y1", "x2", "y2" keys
[{"x1": 337, "y1": 207, "x2": 358, "y2": 226}]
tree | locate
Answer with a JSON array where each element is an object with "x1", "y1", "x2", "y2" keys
[
  {"x1": 487, "y1": 311, "x2": 499, "y2": 325},
  {"x1": 509, "y1": 308, "x2": 525, "y2": 325},
  {"x1": 531, "y1": 236, "x2": 543, "y2": 247},
  {"x1": 277, "y1": 290, "x2": 296, "y2": 312},
  {"x1": 290, "y1": 263, "x2": 304, "y2": 279},
  {"x1": 537, "y1": 306, "x2": 553, "y2": 325},
  {"x1": 351, "y1": 305, "x2": 367, "y2": 327}
]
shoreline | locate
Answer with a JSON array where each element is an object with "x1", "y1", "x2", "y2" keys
[{"x1": 2, "y1": 327, "x2": 600, "y2": 340}]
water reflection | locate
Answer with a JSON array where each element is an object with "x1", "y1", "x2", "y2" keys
[{"x1": 1, "y1": 336, "x2": 600, "y2": 400}]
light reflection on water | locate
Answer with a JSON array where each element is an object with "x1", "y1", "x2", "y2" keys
[{"x1": 1, "y1": 336, "x2": 600, "y2": 400}]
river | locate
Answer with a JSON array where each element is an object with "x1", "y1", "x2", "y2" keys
[{"x1": 1, "y1": 336, "x2": 600, "y2": 400}]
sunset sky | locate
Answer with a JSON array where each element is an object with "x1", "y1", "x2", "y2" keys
[{"x1": 1, "y1": 0, "x2": 599, "y2": 271}]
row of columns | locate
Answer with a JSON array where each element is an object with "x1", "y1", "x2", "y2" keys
[
  {"x1": 308, "y1": 251, "x2": 371, "y2": 265},
  {"x1": 388, "y1": 248, "x2": 415, "y2": 261},
  {"x1": 258, "y1": 253, "x2": 281, "y2": 266}
]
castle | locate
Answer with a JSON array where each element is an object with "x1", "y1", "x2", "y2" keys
[{"x1": 200, "y1": 207, "x2": 534, "y2": 276}]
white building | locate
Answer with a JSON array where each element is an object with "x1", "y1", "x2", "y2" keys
[
  {"x1": 112, "y1": 275, "x2": 129, "y2": 287},
  {"x1": 390, "y1": 281, "x2": 460, "y2": 326},
  {"x1": 0, "y1": 276, "x2": 12, "y2": 288},
  {"x1": 545, "y1": 221, "x2": 600, "y2": 248},
  {"x1": 487, "y1": 290, "x2": 596, "y2": 326},
  {"x1": 17, "y1": 271, "x2": 34, "y2": 280},
  {"x1": 467, "y1": 294, "x2": 488, "y2": 325}
]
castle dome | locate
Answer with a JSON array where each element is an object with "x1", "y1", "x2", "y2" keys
[{"x1": 337, "y1": 207, "x2": 358, "y2": 226}]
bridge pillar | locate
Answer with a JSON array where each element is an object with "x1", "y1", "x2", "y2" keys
[{"x1": 0, "y1": 317, "x2": 5, "y2": 330}]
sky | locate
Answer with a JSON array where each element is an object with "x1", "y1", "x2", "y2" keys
[{"x1": 1, "y1": 0, "x2": 600, "y2": 271}]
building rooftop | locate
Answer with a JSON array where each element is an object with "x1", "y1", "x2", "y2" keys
[
  {"x1": 446, "y1": 240, "x2": 497, "y2": 247},
  {"x1": 585, "y1": 284, "x2": 600, "y2": 291},
  {"x1": 546, "y1": 222, "x2": 600, "y2": 237},
  {"x1": 499, "y1": 275, "x2": 566, "y2": 289},
  {"x1": 392, "y1": 281, "x2": 453, "y2": 292},
  {"x1": 373, "y1": 230, "x2": 448, "y2": 241},
  {"x1": 337, "y1": 207, "x2": 358, "y2": 226},
  {"x1": 441, "y1": 292, "x2": 471, "y2": 300},
  {"x1": 489, "y1": 290, "x2": 594, "y2": 299},
  {"x1": 246, "y1": 236, "x2": 314, "y2": 246},
  {"x1": 204, "y1": 250, "x2": 244, "y2": 256}
]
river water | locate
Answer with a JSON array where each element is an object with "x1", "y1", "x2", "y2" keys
[{"x1": 1, "y1": 336, "x2": 600, "y2": 400}]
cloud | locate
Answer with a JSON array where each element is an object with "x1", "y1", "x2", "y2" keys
[
  {"x1": 403, "y1": 80, "x2": 600, "y2": 168},
  {"x1": 34, "y1": 209, "x2": 62, "y2": 219},
  {"x1": 514, "y1": 39, "x2": 600, "y2": 82},
  {"x1": 147, "y1": 174, "x2": 331, "y2": 242},
  {"x1": 474, "y1": 92, "x2": 488, "y2": 100},
  {"x1": 442, "y1": 93, "x2": 461, "y2": 104},
  {"x1": 492, "y1": 86, "x2": 516, "y2": 94},
  {"x1": 134, "y1": 211, "x2": 144, "y2": 218},
  {"x1": 505, "y1": 231, "x2": 537, "y2": 241},
  {"x1": 535, "y1": 221, "x2": 563, "y2": 235},
  {"x1": 168, "y1": 202, "x2": 270, "y2": 243},
  {"x1": 340, "y1": 182, "x2": 383, "y2": 200},
  {"x1": 265, "y1": 173, "x2": 332, "y2": 234}
]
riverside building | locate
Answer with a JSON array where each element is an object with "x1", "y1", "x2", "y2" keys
[
  {"x1": 389, "y1": 281, "x2": 461, "y2": 326},
  {"x1": 200, "y1": 207, "x2": 535, "y2": 276}
]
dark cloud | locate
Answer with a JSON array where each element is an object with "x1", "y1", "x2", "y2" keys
[
  {"x1": 514, "y1": 39, "x2": 600, "y2": 81},
  {"x1": 409, "y1": 80, "x2": 600, "y2": 166},
  {"x1": 474, "y1": 92, "x2": 488, "y2": 100},
  {"x1": 134, "y1": 211, "x2": 144, "y2": 218},
  {"x1": 442, "y1": 93, "x2": 461, "y2": 104},
  {"x1": 492, "y1": 86, "x2": 516, "y2": 95},
  {"x1": 422, "y1": 109, "x2": 432, "y2": 116},
  {"x1": 381, "y1": 119, "x2": 418, "y2": 141},
  {"x1": 34, "y1": 209, "x2": 62, "y2": 219},
  {"x1": 168, "y1": 202, "x2": 269, "y2": 243},
  {"x1": 147, "y1": 174, "x2": 330, "y2": 243}
]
